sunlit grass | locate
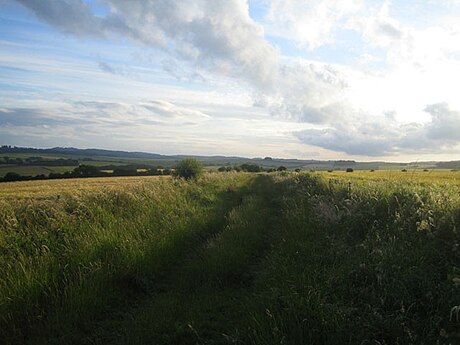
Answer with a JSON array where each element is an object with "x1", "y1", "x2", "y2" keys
[{"x1": 320, "y1": 169, "x2": 460, "y2": 185}]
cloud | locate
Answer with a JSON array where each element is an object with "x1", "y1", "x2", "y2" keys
[
  {"x1": 262, "y1": 0, "x2": 363, "y2": 50},
  {"x1": 0, "y1": 107, "x2": 90, "y2": 126},
  {"x1": 140, "y1": 100, "x2": 211, "y2": 120},
  {"x1": 161, "y1": 58, "x2": 206, "y2": 82},
  {"x1": 98, "y1": 61, "x2": 117, "y2": 74},
  {"x1": 17, "y1": 0, "x2": 278, "y2": 90},
  {"x1": 294, "y1": 103, "x2": 460, "y2": 156},
  {"x1": 17, "y1": 0, "x2": 345, "y2": 123},
  {"x1": 0, "y1": 99, "x2": 211, "y2": 131}
]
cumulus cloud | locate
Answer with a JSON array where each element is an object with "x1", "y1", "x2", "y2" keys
[
  {"x1": 18, "y1": 0, "x2": 278, "y2": 90},
  {"x1": 295, "y1": 103, "x2": 460, "y2": 156},
  {"x1": 17, "y1": 0, "x2": 347, "y2": 123}
]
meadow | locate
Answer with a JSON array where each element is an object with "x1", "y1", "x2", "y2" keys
[{"x1": 1, "y1": 171, "x2": 459, "y2": 344}]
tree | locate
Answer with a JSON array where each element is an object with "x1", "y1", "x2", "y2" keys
[
  {"x1": 277, "y1": 166, "x2": 287, "y2": 171},
  {"x1": 240, "y1": 163, "x2": 261, "y2": 172},
  {"x1": 175, "y1": 158, "x2": 203, "y2": 180},
  {"x1": 72, "y1": 165, "x2": 102, "y2": 177},
  {"x1": 3, "y1": 172, "x2": 22, "y2": 182},
  {"x1": 346, "y1": 168, "x2": 354, "y2": 172}
]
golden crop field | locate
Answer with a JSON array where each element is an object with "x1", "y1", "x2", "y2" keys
[
  {"x1": 319, "y1": 169, "x2": 460, "y2": 185},
  {"x1": 0, "y1": 175, "x2": 169, "y2": 199}
]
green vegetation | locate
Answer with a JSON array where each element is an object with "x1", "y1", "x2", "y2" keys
[
  {"x1": 174, "y1": 158, "x2": 203, "y2": 180},
  {"x1": 1, "y1": 171, "x2": 459, "y2": 344}
]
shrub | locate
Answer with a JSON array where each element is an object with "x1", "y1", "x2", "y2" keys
[
  {"x1": 3, "y1": 172, "x2": 22, "y2": 182},
  {"x1": 175, "y1": 158, "x2": 203, "y2": 180},
  {"x1": 346, "y1": 168, "x2": 354, "y2": 172},
  {"x1": 240, "y1": 163, "x2": 261, "y2": 172}
]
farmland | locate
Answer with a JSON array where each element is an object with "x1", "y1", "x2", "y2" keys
[{"x1": 1, "y1": 171, "x2": 459, "y2": 344}]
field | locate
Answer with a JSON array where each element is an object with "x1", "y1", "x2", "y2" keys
[
  {"x1": 1, "y1": 171, "x2": 459, "y2": 344},
  {"x1": 0, "y1": 165, "x2": 77, "y2": 178},
  {"x1": 321, "y1": 169, "x2": 460, "y2": 185}
]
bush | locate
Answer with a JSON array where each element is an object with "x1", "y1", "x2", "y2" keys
[
  {"x1": 3, "y1": 172, "x2": 22, "y2": 182},
  {"x1": 175, "y1": 158, "x2": 203, "y2": 180},
  {"x1": 240, "y1": 163, "x2": 261, "y2": 172},
  {"x1": 346, "y1": 168, "x2": 354, "y2": 172}
]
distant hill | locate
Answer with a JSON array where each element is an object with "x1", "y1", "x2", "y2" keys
[
  {"x1": 0, "y1": 145, "x2": 458, "y2": 171},
  {"x1": 0, "y1": 146, "x2": 170, "y2": 160}
]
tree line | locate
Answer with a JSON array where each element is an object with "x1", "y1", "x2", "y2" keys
[{"x1": 0, "y1": 165, "x2": 172, "y2": 183}]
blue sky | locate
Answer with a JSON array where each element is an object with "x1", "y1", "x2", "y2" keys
[{"x1": 1, "y1": 0, "x2": 460, "y2": 161}]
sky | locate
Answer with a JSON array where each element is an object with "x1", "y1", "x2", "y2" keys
[{"x1": 1, "y1": 0, "x2": 460, "y2": 161}]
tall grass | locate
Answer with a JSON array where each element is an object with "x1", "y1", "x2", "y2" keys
[
  {"x1": 243, "y1": 172, "x2": 460, "y2": 344},
  {"x1": 1, "y1": 172, "x2": 459, "y2": 344},
  {"x1": 0, "y1": 173, "x2": 254, "y2": 343}
]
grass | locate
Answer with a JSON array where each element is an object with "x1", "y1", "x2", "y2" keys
[
  {"x1": 321, "y1": 169, "x2": 460, "y2": 185},
  {"x1": 1, "y1": 171, "x2": 459, "y2": 344}
]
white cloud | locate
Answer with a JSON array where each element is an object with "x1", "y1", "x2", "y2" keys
[
  {"x1": 18, "y1": 0, "x2": 278, "y2": 90},
  {"x1": 295, "y1": 103, "x2": 460, "y2": 156},
  {"x1": 262, "y1": 0, "x2": 363, "y2": 50}
]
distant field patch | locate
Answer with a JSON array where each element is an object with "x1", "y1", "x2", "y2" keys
[
  {"x1": 0, "y1": 165, "x2": 76, "y2": 177},
  {"x1": 0, "y1": 175, "x2": 168, "y2": 199},
  {"x1": 320, "y1": 169, "x2": 460, "y2": 185}
]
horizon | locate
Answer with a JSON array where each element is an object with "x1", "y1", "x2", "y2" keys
[
  {"x1": 1, "y1": 144, "x2": 457, "y2": 164},
  {"x1": 1, "y1": 1, "x2": 460, "y2": 162}
]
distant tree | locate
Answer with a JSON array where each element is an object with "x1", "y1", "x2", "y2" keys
[
  {"x1": 240, "y1": 163, "x2": 261, "y2": 172},
  {"x1": 295, "y1": 168, "x2": 301, "y2": 172},
  {"x1": 175, "y1": 158, "x2": 203, "y2": 180},
  {"x1": 277, "y1": 166, "x2": 287, "y2": 171},
  {"x1": 401, "y1": 169, "x2": 407, "y2": 172},
  {"x1": 264, "y1": 157, "x2": 273, "y2": 160},
  {"x1": 113, "y1": 167, "x2": 137, "y2": 176},
  {"x1": 218, "y1": 166, "x2": 227, "y2": 172},
  {"x1": 3, "y1": 172, "x2": 22, "y2": 181},
  {"x1": 72, "y1": 165, "x2": 102, "y2": 177},
  {"x1": 346, "y1": 168, "x2": 354, "y2": 172}
]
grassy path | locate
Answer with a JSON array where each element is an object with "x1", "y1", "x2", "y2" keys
[{"x1": 79, "y1": 175, "x2": 283, "y2": 345}]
